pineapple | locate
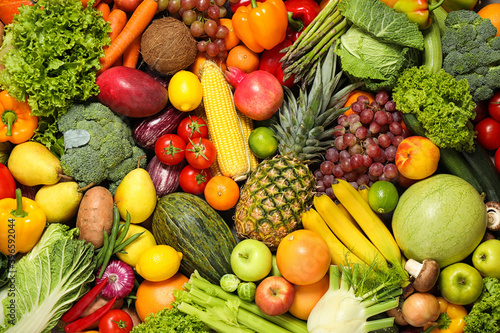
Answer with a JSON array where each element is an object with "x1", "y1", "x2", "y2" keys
[{"x1": 234, "y1": 46, "x2": 361, "y2": 250}]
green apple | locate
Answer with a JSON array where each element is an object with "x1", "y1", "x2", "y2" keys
[
  {"x1": 230, "y1": 239, "x2": 273, "y2": 282},
  {"x1": 472, "y1": 239, "x2": 500, "y2": 278},
  {"x1": 438, "y1": 262, "x2": 483, "y2": 305}
]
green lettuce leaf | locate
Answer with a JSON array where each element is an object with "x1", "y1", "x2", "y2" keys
[
  {"x1": 0, "y1": 224, "x2": 95, "y2": 333},
  {"x1": 338, "y1": 0, "x2": 424, "y2": 50}
]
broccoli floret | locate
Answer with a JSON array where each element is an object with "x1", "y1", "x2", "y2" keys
[
  {"x1": 58, "y1": 102, "x2": 147, "y2": 193},
  {"x1": 464, "y1": 277, "x2": 500, "y2": 333},
  {"x1": 442, "y1": 10, "x2": 500, "y2": 102}
]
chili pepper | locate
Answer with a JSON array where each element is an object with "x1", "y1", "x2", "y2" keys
[
  {"x1": 285, "y1": 0, "x2": 321, "y2": 42},
  {"x1": 64, "y1": 296, "x2": 118, "y2": 333},
  {"x1": 0, "y1": 90, "x2": 38, "y2": 144},
  {"x1": 0, "y1": 163, "x2": 16, "y2": 200},
  {"x1": 392, "y1": 0, "x2": 445, "y2": 30},
  {"x1": 61, "y1": 277, "x2": 109, "y2": 323},
  {"x1": 441, "y1": 0, "x2": 477, "y2": 12},
  {"x1": 423, "y1": 297, "x2": 467, "y2": 333},
  {"x1": 0, "y1": 188, "x2": 46, "y2": 256},
  {"x1": 259, "y1": 38, "x2": 296, "y2": 87},
  {"x1": 232, "y1": 0, "x2": 288, "y2": 53}
]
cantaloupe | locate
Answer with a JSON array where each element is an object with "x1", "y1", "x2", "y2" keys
[{"x1": 392, "y1": 174, "x2": 487, "y2": 267}]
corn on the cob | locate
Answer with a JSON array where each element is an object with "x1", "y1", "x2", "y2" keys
[
  {"x1": 237, "y1": 111, "x2": 259, "y2": 172},
  {"x1": 200, "y1": 60, "x2": 251, "y2": 181}
]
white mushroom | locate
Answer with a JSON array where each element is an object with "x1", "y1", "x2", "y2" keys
[
  {"x1": 404, "y1": 259, "x2": 440, "y2": 292},
  {"x1": 486, "y1": 201, "x2": 500, "y2": 231}
]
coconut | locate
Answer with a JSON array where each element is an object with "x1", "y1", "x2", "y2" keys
[{"x1": 141, "y1": 17, "x2": 198, "y2": 75}]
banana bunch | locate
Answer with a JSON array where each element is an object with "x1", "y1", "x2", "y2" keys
[{"x1": 302, "y1": 179, "x2": 407, "y2": 279}]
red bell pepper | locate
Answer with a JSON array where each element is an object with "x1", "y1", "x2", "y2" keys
[
  {"x1": 285, "y1": 0, "x2": 321, "y2": 42},
  {"x1": 259, "y1": 38, "x2": 295, "y2": 87},
  {"x1": 0, "y1": 163, "x2": 15, "y2": 200}
]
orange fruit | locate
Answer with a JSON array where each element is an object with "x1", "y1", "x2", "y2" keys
[
  {"x1": 135, "y1": 272, "x2": 189, "y2": 322},
  {"x1": 289, "y1": 273, "x2": 330, "y2": 320},
  {"x1": 189, "y1": 51, "x2": 226, "y2": 79},
  {"x1": 276, "y1": 229, "x2": 331, "y2": 286},
  {"x1": 219, "y1": 18, "x2": 240, "y2": 51},
  {"x1": 204, "y1": 175, "x2": 240, "y2": 211},
  {"x1": 478, "y1": 4, "x2": 500, "y2": 37},
  {"x1": 226, "y1": 45, "x2": 260, "y2": 73},
  {"x1": 343, "y1": 90, "x2": 375, "y2": 116}
]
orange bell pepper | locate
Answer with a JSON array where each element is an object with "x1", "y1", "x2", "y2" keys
[
  {"x1": 232, "y1": 0, "x2": 288, "y2": 53},
  {"x1": 0, "y1": 90, "x2": 38, "y2": 144}
]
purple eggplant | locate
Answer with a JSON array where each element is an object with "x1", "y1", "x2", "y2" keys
[
  {"x1": 146, "y1": 156, "x2": 184, "y2": 197},
  {"x1": 132, "y1": 104, "x2": 185, "y2": 150}
]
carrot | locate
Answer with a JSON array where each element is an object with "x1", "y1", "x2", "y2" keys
[
  {"x1": 108, "y1": 8, "x2": 128, "y2": 43},
  {"x1": 96, "y1": 2, "x2": 111, "y2": 21},
  {"x1": 98, "y1": 0, "x2": 157, "y2": 74},
  {"x1": 122, "y1": 35, "x2": 141, "y2": 69}
]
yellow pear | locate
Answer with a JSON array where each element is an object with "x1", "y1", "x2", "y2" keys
[
  {"x1": 114, "y1": 166, "x2": 157, "y2": 224},
  {"x1": 8, "y1": 142, "x2": 62, "y2": 186},
  {"x1": 35, "y1": 181, "x2": 88, "y2": 223}
]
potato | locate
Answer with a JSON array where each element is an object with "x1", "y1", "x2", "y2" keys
[{"x1": 76, "y1": 186, "x2": 114, "y2": 248}]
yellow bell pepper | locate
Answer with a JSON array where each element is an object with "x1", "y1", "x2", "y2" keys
[
  {"x1": 232, "y1": 0, "x2": 288, "y2": 53},
  {"x1": 424, "y1": 296, "x2": 467, "y2": 333},
  {"x1": 0, "y1": 188, "x2": 46, "y2": 256}
]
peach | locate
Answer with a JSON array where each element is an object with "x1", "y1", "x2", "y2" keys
[{"x1": 395, "y1": 136, "x2": 440, "y2": 180}]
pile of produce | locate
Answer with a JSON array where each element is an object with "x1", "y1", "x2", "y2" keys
[{"x1": 1, "y1": 0, "x2": 500, "y2": 332}]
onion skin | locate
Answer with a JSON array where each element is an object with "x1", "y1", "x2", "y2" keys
[
  {"x1": 401, "y1": 292, "x2": 441, "y2": 328},
  {"x1": 146, "y1": 156, "x2": 184, "y2": 197},
  {"x1": 95, "y1": 260, "x2": 135, "y2": 300}
]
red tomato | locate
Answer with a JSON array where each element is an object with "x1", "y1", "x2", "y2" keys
[
  {"x1": 177, "y1": 115, "x2": 208, "y2": 143},
  {"x1": 154, "y1": 134, "x2": 186, "y2": 165},
  {"x1": 185, "y1": 138, "x2": 216, "y2": 169},
  {"x1": 179, "y1": 165, "x2": 212, "y2": 195},
  {"x1": 475, "y1": 117, "x2": 500, "y2": 151},
  {"x1": 0, "y1": 163, "x2": 16, "y2": 200},
  {"x1": 488, "y1": 91, "x2": 500, "y2": 122},
  {"x1": 98, "y1": 309, "x2": 133, "y2": 333}
]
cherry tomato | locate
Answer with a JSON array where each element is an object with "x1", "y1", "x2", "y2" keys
[
  {"x1": 179, "y1": 165, "x2": 212, "y2": 195},
  {"x1": 475, "y1": 117, "x2": 500, "y2": 151},
  {"x1": 154, "y1": 134, "x2": 186, "y2": 165},
  {"x1": 177, "y1": 115, "x2": 208, "y2": 143},
  {"x1": 98, "y1": 309, "x2": 133, "y2": 333},
  {"x1": 488, "y1": 91, "x2": 500, "y2": 122},
  {"x1": 185, "y1": 138, "x2": 216, "y2": 169}
]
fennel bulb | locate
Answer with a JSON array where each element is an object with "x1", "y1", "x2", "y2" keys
[{"x1": 307, "y1": 265, "x2": 402, "y2": 333}]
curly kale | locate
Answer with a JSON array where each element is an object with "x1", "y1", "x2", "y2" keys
[
  {"x1": 57, "y1": 102, "x2": 146, "y2": 193},
  {"x1": 441, "y1": 10, "x2": 500, "y2": 102},
  {"x1": 392, "y1": 66, "x2": 476, "y2": 152},
  {"x1": 464, "y1": 277, "x2": 500, "y2": 333}
]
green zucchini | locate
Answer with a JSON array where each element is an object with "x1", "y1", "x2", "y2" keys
[
  {"x1": 462, "y1": 144, "x2": 500, "y2": 202},
  {"x1": 422, "y1": 13, "x2": 443, "y2": 74},
  {"x1": 152, "y1": 192, "x2": 237, "y2": 284},
  {"x1": 402, "y1": 113, "x2": 484, "y2": 195}
]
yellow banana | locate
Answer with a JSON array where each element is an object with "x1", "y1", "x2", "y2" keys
[
  {"x1": 336, "y1": 200, "x2": 363, "y2": 232},
  {"x1": 332, "y1": 179, "x2": 403, "y2": 270},
  {"x1": 302, "y1": 208, "x2": 366, "y2": 267},
  {"x1": 357, "y1": 184, "x2": 370, "y2": 203},
  {"x1": 313, "y1": 194, "x2": 389, "y2": 271}
]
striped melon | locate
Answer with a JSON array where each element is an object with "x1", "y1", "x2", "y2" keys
[{"x1": 392, "y1": 174, "x2": 487, "y2": 267}]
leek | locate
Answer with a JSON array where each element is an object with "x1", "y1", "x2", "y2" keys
[{"x1": 307, "y1": 264, "x2": 402, "y2": 333}]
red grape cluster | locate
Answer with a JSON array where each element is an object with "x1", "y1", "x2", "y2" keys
[
  {"x1": 165, "y1": 0, "x2": 230, "y2": 58},
  {"x1": 314, "y1": 91, "x2": 410, "y2": 198}
]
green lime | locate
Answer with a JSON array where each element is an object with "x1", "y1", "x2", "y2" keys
[
  {"x1": 248, "y1": 127, "x2": 278, "y2": 159},
  {"x1": 367, "y1": 181, "x2": 399, "y2": 214}
]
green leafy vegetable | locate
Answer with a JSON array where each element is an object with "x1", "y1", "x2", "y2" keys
[
  {"x1": 335, "y1": 25, "x2": 421, "y2": 91},
  {"x1": 0, "y1": 0, "x2": 111, "y2": 155},
  {"x1": 0, "y1": 253, "x2": 7, "y2": 289},
  {"x1": 338, "y1": 0, "x2": 424, "y2": 50},
  {"x1": 464, "y1": 277, "x2": 500, "y2": 333},
  {"x1": 392, "y1": 66, "x2": 476, "y2": 152},
  {"x1": 0, "y1": 223, "x2": 95, "y2": 333}
]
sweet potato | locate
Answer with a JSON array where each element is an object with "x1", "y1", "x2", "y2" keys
[{"x1": 76, "y1": 186, "x2": 114, "y2": 248}]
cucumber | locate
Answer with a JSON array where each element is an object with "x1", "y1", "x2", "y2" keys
[
  {"x1": 402, "y1": 113, "x2": 484, "y2": 195},
  {"x1": 462, "y1": 144, "x2": 500, "y2": 202}
]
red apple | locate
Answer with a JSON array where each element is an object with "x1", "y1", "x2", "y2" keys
[
  {"x1": 114, "y1": 0, "x2": 143, "y2": 12},
  {"x1": 395, "y1": 136, "x2": 440, "y2": 180},
  {"x1": 255, "y1": 276, "x2": 295, "y2": 316}
]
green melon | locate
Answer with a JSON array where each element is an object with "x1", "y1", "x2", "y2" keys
[{"x1": 392, "y1": 174, "x2": 487, "y2": 268}]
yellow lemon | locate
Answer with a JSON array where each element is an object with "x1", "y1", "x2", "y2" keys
[
  {"x1": 168, "y1": 70, "x2": 203, "y2": 112},
  {"x1": 116, "y1": 223, "x2": 157, "y2": 268},
  {"x1": 136, "y1": 245, "x2": 183, "y2": 282}
]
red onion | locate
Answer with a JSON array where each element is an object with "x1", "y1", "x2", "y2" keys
[
  {"x1": 401, "y1": 292, "x2": 440, "y2": 327},
  {"x1": 96, "y1": 260, "x2": 135, "y2": 300}
]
